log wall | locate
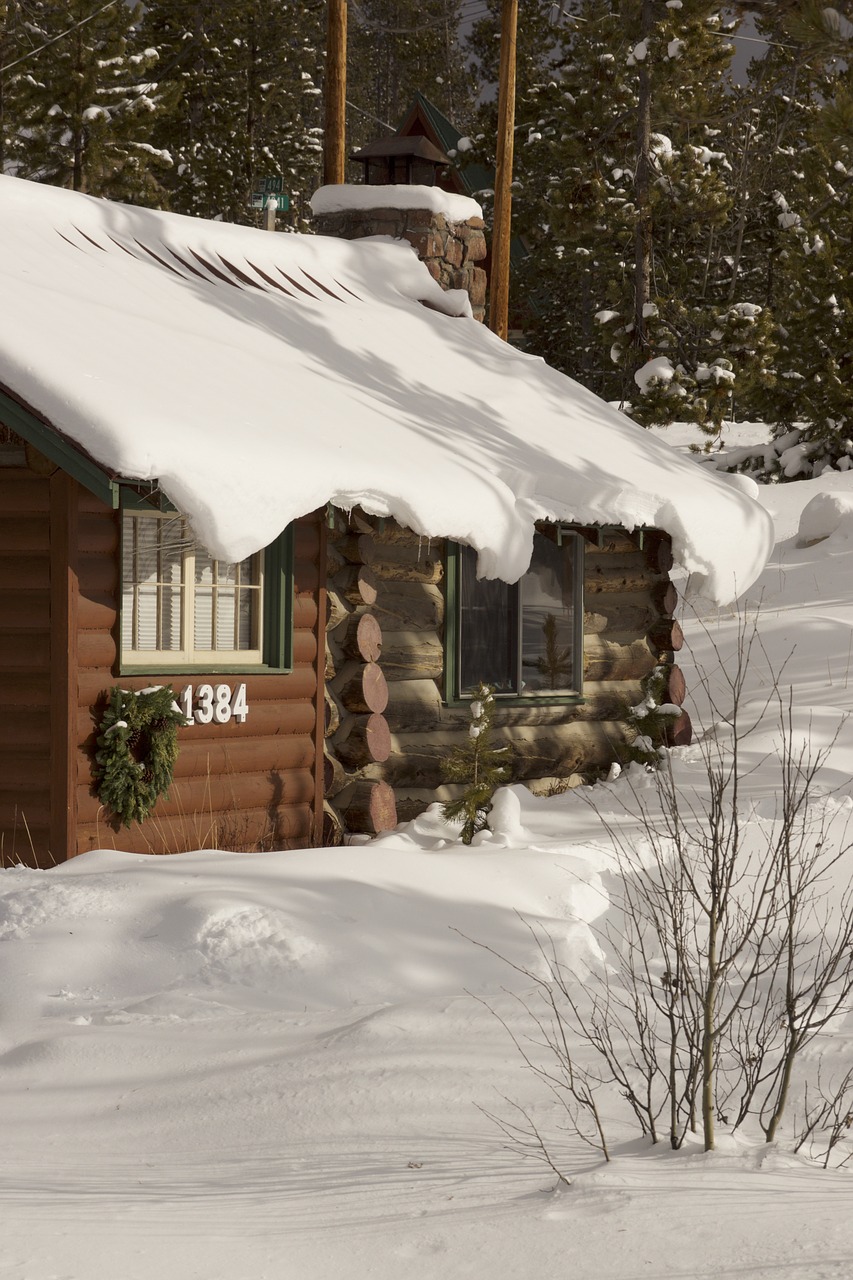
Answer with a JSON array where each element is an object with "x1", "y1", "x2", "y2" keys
[
  {"x1": 0, "y1": 442, "x2": 326, "y2": 863},
  {"x1": 324, "y1": 514, "x2": 688, "y2": 831},
  {"x1": 0, "y1": 463, "x2": 53, "y2": 866},
  {"x1": 71, "y1": 496, "x2": 326, "y2": 857}
]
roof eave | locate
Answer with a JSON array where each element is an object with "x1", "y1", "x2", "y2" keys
[{"x1": 0, "y1": 384, "x2": 121, "y2": 509}]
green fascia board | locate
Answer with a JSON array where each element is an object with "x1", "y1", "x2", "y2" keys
[
  {"x1": 263, "y1": 523, "x2": 295, "y2": 672},
  {"x1": 120, "y1": 484, "x2": 178, "y2": 514},
  {"x1": 408, "y1": 91, "x2": 463, "y2": 154},
  {"x1": 0, "y1": 385, "x2": 120, "y2": 509}
]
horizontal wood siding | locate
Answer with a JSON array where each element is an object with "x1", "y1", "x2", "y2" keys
[
  {"x1": 0, "y1": 470, "x2": 53, "y2": 865},
  {"x1": 73, "y1": 496, "x2": 324, "y2": 856}
]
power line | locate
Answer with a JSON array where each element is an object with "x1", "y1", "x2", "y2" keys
[
  {"x1": 349, "y1": 0, "x2": 489, "y2": 34},
  {"x1": 708, "y1": 29, "x2": 796, "y2": 50},
  {"x1": 346, "y1": 98, "x2": 396, "y2": 130},
  {"x1": 1, "y1": 0, "x2": 120, "y2": 73}
]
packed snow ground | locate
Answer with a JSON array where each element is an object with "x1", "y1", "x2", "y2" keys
[{"x1": 4, "y1": 429, "x2": 853, "y2": 1278}]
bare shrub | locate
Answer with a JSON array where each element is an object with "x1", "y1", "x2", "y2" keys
[{"x1": 480, "y1": 610, "x2": 853, "y2": 1170}]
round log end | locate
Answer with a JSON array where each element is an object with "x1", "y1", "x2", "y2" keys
[
  {"x1": 664, "y1": 709, "x2": 692, "y2": 747},
  {"x1": 362, "y1": 661, "x2": 389, "y2": 714},
  {"x1": 648, "y1": 618, "x2": 684, "y2": 654},
  {"x1": 364, "y1": 712, "x2": 392, "y2": 763},
  {"x1": 653, "y1": 579, "x2": 679, "y2": 616},
  {"x1": 654, "y1": 538, "x2": 674, "y2": 574},
  {"x1": 665, "y1": 664, "x2": 687, "y2": 707},
  {"x1": 336, "y1": 712, "x2": 392, "y2": 767},
  {"x1": 351, "y1": 565, "x2": 378, "y2": 606},
  {"x1": 343, "y1": 780, "x2": 398, "y2": 834},
  {"x1": 345, "y1": 612, "x2": 383, "y2": 663}
]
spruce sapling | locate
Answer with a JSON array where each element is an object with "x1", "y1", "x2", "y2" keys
[{"x1": 441, "y1": 683, "x2": 512, "y2": 844}]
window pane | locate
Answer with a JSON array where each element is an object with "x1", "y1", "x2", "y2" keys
[
  {"x1": 135, "y1": 516, "x2": 159, "y2": 584},
  {"x1": 135, "y1": 585, "x2": 159, "y2": 650},
  {"x1": 122, "y1": 512, "x2": 264, "y2": 660},
  {"x1": 237, "y1": 589, "x2": 254, "y2": 649},
  {"x1": 459, "y1": 543, "x2": 518, "y2": 694},
  {"x1": 240, "y1": 555, "x2": 259, "y2": 586},
  {"x1": 194, "y1": 586, "x2": 214, "y2": 650},
  {"x1": 520, "y1": 533, "x2": 576, "y2": 693},
  {"x1": 215, "y1": 589, "x2": 238, "y2": 649},
  {"x1": 121, "y1": 517, "x2": 135, "y2": 651},
  {"x1": 159, "y1": 586, "x2": 182, "y2": 650},
  {"x1": 159, "y1": 517, "x2": 185, "y2": 584},
  {"x1": 195, "y1": 548, "x2": 214, "y2": 586}
]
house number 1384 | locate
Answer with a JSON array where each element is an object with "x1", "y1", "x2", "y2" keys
[{"x1": 179, "y1": 683, "x2": 249, "y2": 726}]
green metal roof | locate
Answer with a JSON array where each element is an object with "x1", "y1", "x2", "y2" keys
[{"x1": 398, "y1": 92, "x2": 494, "y2": 200}]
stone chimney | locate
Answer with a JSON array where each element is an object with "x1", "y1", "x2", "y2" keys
[{"x1": 311, "y1": 190, "x2": 488, "y2": 324}]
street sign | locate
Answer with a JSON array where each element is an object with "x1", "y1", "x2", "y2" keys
[
  {"x1": 251, "y1": 192, "x2": 290, "y2": 211},
  {"x1": 257, "y1": 176, "x2": 283, "y2": 194}
]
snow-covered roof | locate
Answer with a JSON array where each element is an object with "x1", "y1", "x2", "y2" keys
[{"x1": 0, "y1": 176, "x2": 773, "y2": 603}]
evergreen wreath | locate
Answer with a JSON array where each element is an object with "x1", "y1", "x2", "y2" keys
[{"x1": 93, "y1": 685, "x2": 187, "y2": 827}]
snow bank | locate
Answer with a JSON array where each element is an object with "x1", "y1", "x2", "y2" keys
[
  {"x1": 310, "y1": 182, "x2": 483, "y2": 222},
  {"x1": 0, "y1": 177, "x2": 772, "y2": 602},
  {"x1": 797, "y1": 488, "x2": 853, "y2": 545}
]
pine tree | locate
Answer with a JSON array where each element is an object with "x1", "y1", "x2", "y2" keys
[
  {"x1": 140, "y1": 0, "x2": 325, "y2": 225},
  {"x1": 724, "y1": 3, "x2": 853, "y2": 470},
  {"x1": 8, "y1": 0, "x2": 173, "y2": 202},
  {"x1": 0, "y1": 1, "x2": 32, "y2": 176},
  {"x1": 484, "y1": 1, "x2": 780, "y2": 436},
  {"x1": 441, "y1": 684, "x2": 512, "y2": 845},
  {"x1": 347, "y1": 0, "x2": 476, "y2": 151}
]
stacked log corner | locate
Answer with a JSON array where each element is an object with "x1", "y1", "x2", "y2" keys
[
  {"x1": 583, "y1": 528, "x2": 691, "y2": 751},
  {"x1": 323, "y1": 518, "x2": 398, "y2": 839},
  {"x1": 311, "y1": 205, "x2": 488, "y2": 323},
  {"x1": 323, "y1": 514, "x2": 689, "y2": 831}
]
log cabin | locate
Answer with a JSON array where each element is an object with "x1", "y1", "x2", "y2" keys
[{"x1": 0, "y1": 176, "x2": 773, "y2": 865}]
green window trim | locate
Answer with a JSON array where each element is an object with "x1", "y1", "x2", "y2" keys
[
  {"x1": 443, "y1": 532, "x2": 586, "y2": 708},
  {"x1": 118, "y1": 491, "x2": 294, "y2": 676}
]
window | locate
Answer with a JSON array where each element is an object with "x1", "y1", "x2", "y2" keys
[
  {"x1": 448, "y1": 528, "x2": 583, "y2": 701},
  {"x1": 120, "y1": 506, "x2": 293, "y2": 672}
]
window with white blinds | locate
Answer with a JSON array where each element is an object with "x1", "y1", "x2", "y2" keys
[{"x1": 121, "y1": 511, "x2": 263, "y2": 665}]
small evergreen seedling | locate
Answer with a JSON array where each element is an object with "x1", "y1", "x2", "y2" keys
[
  {"x1": 441, "y1": 683, "x2": 512, "y2": 844},
  {"x1": 536, "y1": 612, "x2": 572, "y2": 689}
]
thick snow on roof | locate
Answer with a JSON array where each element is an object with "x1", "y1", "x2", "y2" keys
[
  {"x1": 0, "y1": 176, "x2": 772, "y2": 602},
  {"x1": 310, "y1": 182, "x2": 482, "y2": 222}
]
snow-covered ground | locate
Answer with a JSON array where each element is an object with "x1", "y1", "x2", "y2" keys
[{"x1": 4, "y1": 427, "x2": 853, "y2": 1280}]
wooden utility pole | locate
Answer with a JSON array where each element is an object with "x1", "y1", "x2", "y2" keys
[
  {"x1": 633, "y1": 0, "x2": 653, "y2": 352},
  {"x1": 324, "y1": 0, "x2": 348, "y2": 186},
  {"x1": 488, "y1": 0, "x2": 518, "y2": 341}
]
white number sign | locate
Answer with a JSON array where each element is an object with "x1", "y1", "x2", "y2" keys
[{"x1": 179, "y1": 683, "x2": 249, "y2": 726}]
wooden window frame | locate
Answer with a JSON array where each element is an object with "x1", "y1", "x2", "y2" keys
[
  {"x1": 118, "y1": 493, "x2": 294, "y2": 676},
  {"x1": 443, "y1": 528, "x2": 585, "y2": 707}
]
